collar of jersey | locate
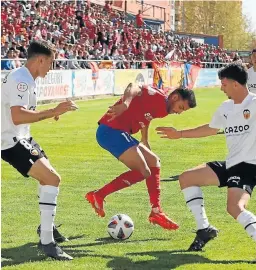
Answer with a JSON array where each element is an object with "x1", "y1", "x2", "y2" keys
[{"x1": 23, "y1": 66, "x2": 37, "y2": 88}]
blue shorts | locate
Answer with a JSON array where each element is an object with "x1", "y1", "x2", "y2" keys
[{"x1": 96, "y1": 124, "x2": 139, "y2": 158}]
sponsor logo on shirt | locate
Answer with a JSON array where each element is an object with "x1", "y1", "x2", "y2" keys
[
  {"x1": 224, "y1": 125, "x2": 250, "y2": 134},
  {"x1": 248, "y1": 84, "x2": 256, "y2": 90},
  {"x1": 139, "y1": 122, "x2": 145, "y2": 128},
  {"x1": 243, "y1": 109, "x2": 250, "y2": 119}
]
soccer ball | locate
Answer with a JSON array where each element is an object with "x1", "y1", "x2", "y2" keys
[{"x1": 107, "y1": 214, "x2": 134, "y2": 240}]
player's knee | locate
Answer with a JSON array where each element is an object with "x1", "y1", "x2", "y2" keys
[
  {"x1": 141, "y1": 167, "x2": 151, "y2": 179},
  {"x1": 155, "y1": 157, "x2": 161, "y2": 168},
  {"x1": 179, "y1": 172, "x2": 190, "y2": 189},
  {"x1": 48, "y1": 172, "x2": 61, "y2": 187},
  {"x1": 227, "y1": 203, "x2": 245, "y2": 219}
]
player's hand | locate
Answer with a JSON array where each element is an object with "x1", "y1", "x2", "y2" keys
[
  {"x1": 53, "y1": 99, "x2": 78, "y2": 117},
  {"x1": 54, "y1": 115, "x2": 59, "y2": 121},
  {"x1": 107, "y1": 103, "x2": 128, "y2": 122},
  {"x1": 156, "y1": 127, "x2": 182, "y2": 139}
]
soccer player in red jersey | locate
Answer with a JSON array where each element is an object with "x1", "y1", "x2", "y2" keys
[{"x1": 86, "y1": 83, "x2": 197, "y2": 230}]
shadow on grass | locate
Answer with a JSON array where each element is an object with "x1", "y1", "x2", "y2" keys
[
  {"x1": 107, "y1": 250, "x2": 255, "y2": 269},
  {"x1": 1, "y1": 236, "x2": 171, "y2": 267},
  {"x1": 2, "y1": 238, "x2": 254, "y2": 268},
  {"x1": 63, "y1": 236, "x2": 172, "y2": 249},
  {"x1": 161, "y1": 175, "x2": 179, "y2": 182}
]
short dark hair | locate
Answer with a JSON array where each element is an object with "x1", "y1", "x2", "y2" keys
[
  {"x1": 171, "y1": 88, "x2": 197, "y2": 108},
  {"x1": 27, "y1": 40, "x2": 55, "y2": 59},
  {"x1": 218, "y1": 63, "x2": 248, "y2": 85}
]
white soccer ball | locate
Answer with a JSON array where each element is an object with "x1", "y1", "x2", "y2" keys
[{"x1": 107, "y1": 214, "x2": 134, "y2": 240}]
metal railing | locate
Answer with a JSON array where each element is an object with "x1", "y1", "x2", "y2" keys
[{"x1": 1, "y1": 58, "x2": 236, "y2": 71}]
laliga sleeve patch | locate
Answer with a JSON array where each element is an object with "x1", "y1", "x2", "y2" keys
[
  {"x1": 147, "y1": 86, "x2": 156, "y2": 95},
  {"x1": 17, "y1": 82, "x2": 28, "y2": 92}
]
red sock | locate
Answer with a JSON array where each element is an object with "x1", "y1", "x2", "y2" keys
[
  {"x1": 146, "y1": 167, "x2": 161, "y2": 209},
  {"x1": 96, "y1": 170, "x2": 145, "y2": 199}
]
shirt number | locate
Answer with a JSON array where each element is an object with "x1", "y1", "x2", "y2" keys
[{"x1": 121, "y1": 132, "x2": 133, "y2": 143}]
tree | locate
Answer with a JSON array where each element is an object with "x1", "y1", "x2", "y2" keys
[{"x1": 181, "y1": 0, "x2": 255, "y2": 50}]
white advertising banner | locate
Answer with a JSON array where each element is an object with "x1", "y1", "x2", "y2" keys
[
  {"x1": 36, "y1": 70, "x2": 73, "y2": 101},
  {"x1": 94, "y1": 70, "x2": 114, "y2": 95},
  {"x1": 72, "y1": 69, "x2": 114, "y2": 97},
  {"x1": 72, "y1": 69, "x2": 93, "y2": 96}
]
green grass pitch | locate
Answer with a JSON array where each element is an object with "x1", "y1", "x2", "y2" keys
[{"x1": 1, "y1": 88, "x2": 255, "y2": 269}]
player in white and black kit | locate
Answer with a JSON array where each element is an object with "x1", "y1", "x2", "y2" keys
[
  {"x1": 247, "y1": 49, "x2": 256, "y2": 94},
  {"x1": 156, "y1": 64, "x2": 256, "y2": 253},
  {"x1": 1, "y1": 40, "x2": 78, "y2": 260}
]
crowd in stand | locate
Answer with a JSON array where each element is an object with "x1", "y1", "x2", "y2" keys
[{"x1": 1, "y1": 0, "x2": 242, "y2": 70}]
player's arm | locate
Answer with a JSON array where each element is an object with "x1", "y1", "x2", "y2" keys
[
  {"x1": 122, "y1": 83, "x2": 142, "y2": 109},
  {"x1": 107, "y1": 83, "x2": 141, "y2": 121},
  {"x1": 140, "y1": 124, "x2": 151, "y2": 149},
  {"x1": 156, "y1": 124, "x2": 219, "y2": 139},
  {"x1": 11, "y1": 100, "x2": 78, "y2": 125}
]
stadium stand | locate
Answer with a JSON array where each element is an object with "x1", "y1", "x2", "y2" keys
[{"x1": 1, "y1": 0, "x2": 235, "y2": 70}]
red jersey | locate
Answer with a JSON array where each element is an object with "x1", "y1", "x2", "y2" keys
[{"x1": 99, "y1": 85, "x2": 168, "y2": 134}]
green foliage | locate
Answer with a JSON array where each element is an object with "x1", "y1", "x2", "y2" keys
[{"x1": 182, "y1": 1, "x2": 255, "y2": 50}]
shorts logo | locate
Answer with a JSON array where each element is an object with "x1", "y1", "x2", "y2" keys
[
  {"x1": 243, "y1": 109, "x2": 250, "y2": 119},
  {"x1": 227, "y1": 176, "x2": 241, "y2": 185},
  {"x1": 30, "y1": 148, "x2": 39, "y2": 156},
  {"x1": 17, "y1": 82, "x2": 28, "y2": 92}
]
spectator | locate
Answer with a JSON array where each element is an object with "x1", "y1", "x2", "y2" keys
[
  {"x1": 1, "y1": 41, "x2": 9, "y2": 57},
  {"x1": 67, "y1": 49, "x2": 82, "y2": 69},
  {"x1": 0, "y1": 0, "x2": 235, "y2": 70},
  {"x1": 136, "y1": 10, "x2": 144, "y2": 28},
  {"x1": 1, "y1": 50, "x2": 16, "y2": 70},
  {"x1": 13, "y1": 50, "x2": 23, "y2": 68}
]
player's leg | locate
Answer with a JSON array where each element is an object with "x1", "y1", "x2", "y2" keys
[
  {"x1": 226, "y1": 163, "x2": 256, "y2": 245},
  {"x1": 29, "y1": 139, "x2": 68, "y2": 244},
  {"x1": 1, "y1": 138, "x2": 72, "y2": 260},
  {"x1": 28, "y1": 157, "x2": 72, "y2": 260},
  {"x1": 138, "y1": 143, "x2": 179, "y2": 230},
  {"x1": 86, "y1": 125, "x2": 151, "y2": 217},
  {"x1": 227, "y1": 188, "x2": 256, "y2": 241},
  {"x1": 179, "y1": 162, "x2": 222, "y2": 251}
]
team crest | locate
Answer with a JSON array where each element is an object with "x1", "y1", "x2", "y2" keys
[
  {"x1": 144, "y1": 113, "x2": 153, "y2": 121},
  {"x1": 243, "y1": 109, "x2": 250, "y2": 119},
  {"x1": 30, "y1": 148, "x2": 39, "y2": 156}
]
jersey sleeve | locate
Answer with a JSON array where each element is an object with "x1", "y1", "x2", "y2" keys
[
  {"x1": 9, "y1": 77, "x2": 30, "y2": 109},
  {"x1": 251, "y1": 96, "x2": 256, "y2": 116},
  {"x1": 209, "y1": 104, "x2": 225, "y2": 129}
]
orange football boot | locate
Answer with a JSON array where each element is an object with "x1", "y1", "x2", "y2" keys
[
  {"x1": 149, "y1": 208, "x2": 179, "y2": 230},
  {"x1": 85, "y1": 191, "x2": 105, "y2": 217}
]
